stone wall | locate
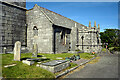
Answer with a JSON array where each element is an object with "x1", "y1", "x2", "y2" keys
[
  {"x1": 9, "y1": 2, "x2": 26, "y2": 8},
  {"x1": 0, "y1": 2, "x2": 26, "y2": 53},
  {"x1": 27, "y1": 5, "x2": 53, "y2": 54},
  {"x1": 0, "y1": 2, "x2": 2, "y2": 53},
  {"x1": 78, "y1": 26, "x2": 102, "y2": 53}
]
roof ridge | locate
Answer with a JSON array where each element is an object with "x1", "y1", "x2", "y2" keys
[
  {"x1": 27, "y1": 4, "x2": 87, "y2": 28},
  {"x1": 38, "y1": 5, "x2": 86, "y2": 26}
]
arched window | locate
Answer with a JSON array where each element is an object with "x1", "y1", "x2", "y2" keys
[{"x1": 33, "y1": 26, "x2": 38, "y2": 36}]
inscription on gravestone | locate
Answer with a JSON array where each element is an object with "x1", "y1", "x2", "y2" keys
[
  {"x1": 32, "y1": 43, "x2": 38, "y2": 57},
  {"x1": 14, "y1": 41, "x2": 21, "y2": 61}
]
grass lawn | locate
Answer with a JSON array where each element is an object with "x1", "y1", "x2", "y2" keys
[{"x1": 1, "y1": 53, "x2": 96, "y2": 78}]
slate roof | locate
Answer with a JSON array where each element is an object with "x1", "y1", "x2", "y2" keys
[{"x1": 27, "y1": 4, "x2": 88, "y2": 29}]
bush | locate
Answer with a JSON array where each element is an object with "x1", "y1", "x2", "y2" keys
[
  {"x1": 109, "y1": 47, "x2": 120, "y2": 52},
  {"x1": 113, "y1": 47, "x2": 120, "y2": 51}
]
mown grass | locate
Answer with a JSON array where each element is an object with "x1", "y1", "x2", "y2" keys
[
  {"x1": 1, "y1": 52, "x2": 95, "y2": 78},
  {"x1": 2, "y1": 53, "x2": 54, "y2": 78}
]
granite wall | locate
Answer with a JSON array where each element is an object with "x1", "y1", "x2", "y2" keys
[
  {"x1": 0, "y1": 1, "x2": 26, "y2": 53},
  {"x1": 26, "y1": 5, "x2": 53, "y2": 54},
  {"x1": 78, "y1": 26, "x2": 102, "y2": 53}
]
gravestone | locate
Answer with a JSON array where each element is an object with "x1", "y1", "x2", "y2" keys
[
  {"x1": 14, "y1": 41, "x2": 21, "y2": 61},
  {"x1": 32, "y1": 44, "x2": 38, "y2": 57},
  {"x1": 3, "y1": 47, "x2": 6, "y2": 54}
]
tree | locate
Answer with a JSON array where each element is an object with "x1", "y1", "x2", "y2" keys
[{"x1": 100, "y1": 29, "x2": 120, "y2": 48}]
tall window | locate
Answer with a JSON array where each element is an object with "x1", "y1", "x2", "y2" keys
[
  {"x1": 60, "y1": 31, "x2": 67, "y2": 45},
  {"x1": 33, "y1": 26, "x2": 38, "y2": 36}
]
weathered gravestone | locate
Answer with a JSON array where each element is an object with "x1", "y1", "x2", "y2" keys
[
  {"x1": 32, "y1": 44, "x2": 38, "y2": 57},
  {"x1": 14, "y1": 41, "x2": 21, "y2": 61},
  {"x1": 3, "y1": 47, "x2": 6, "y2": 54}
]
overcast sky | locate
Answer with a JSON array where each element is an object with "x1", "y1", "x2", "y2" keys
[{"x1": 26, "y1": 2, "x2": 118, "y2": 32}]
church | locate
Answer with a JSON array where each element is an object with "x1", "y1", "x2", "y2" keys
[{"x1": 0, "y1": 1, "x2": 102, "y2": 54}]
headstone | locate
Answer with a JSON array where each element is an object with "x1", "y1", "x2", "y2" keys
[
  {"x1": 3, "y1": 47, "x2": 6, "y2": 54},
  {"x1": 14, "y1": 41, "x2": 21, "y2": 61},
  {"x1": 32, "y1": 44, "x2": 38, "y2": 57}
]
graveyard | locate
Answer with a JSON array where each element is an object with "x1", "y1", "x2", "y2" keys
[{"x1": 1, "y1": 52, "x2": 96, "y2": 78}]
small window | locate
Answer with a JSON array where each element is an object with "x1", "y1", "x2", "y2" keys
[{"x1": 33, "y1": 26, "x2": 38, "y2": 36}]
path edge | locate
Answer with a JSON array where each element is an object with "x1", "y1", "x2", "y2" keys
[{"x1": 55, "y1": 56, "x2": 97, "y2": 78}]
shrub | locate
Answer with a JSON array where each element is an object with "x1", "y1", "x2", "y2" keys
[{"x1": 109, "y1": 47, "x2": 120, "y2": 52}]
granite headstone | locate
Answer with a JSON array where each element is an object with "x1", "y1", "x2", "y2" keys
[{"x1": 14, "y1": 41, "x2": 21, "y2": 61}]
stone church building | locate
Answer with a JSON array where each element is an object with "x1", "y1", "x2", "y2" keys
[{"x1": 0, "y1": 1, "x2": 102, "y2": 54}]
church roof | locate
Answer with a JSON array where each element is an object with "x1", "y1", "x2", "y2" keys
[{"x1": 28, "y1": 4, "x2": 86, "y2": 29}]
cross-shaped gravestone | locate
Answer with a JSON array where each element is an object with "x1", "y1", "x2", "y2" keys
[{"x1": 14, "y1": 41, "x2": 21, "y2": 61}]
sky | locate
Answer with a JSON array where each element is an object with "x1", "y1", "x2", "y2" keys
[{"x1": 26, "y1": 2, "x2": 118, "y2": 32}]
